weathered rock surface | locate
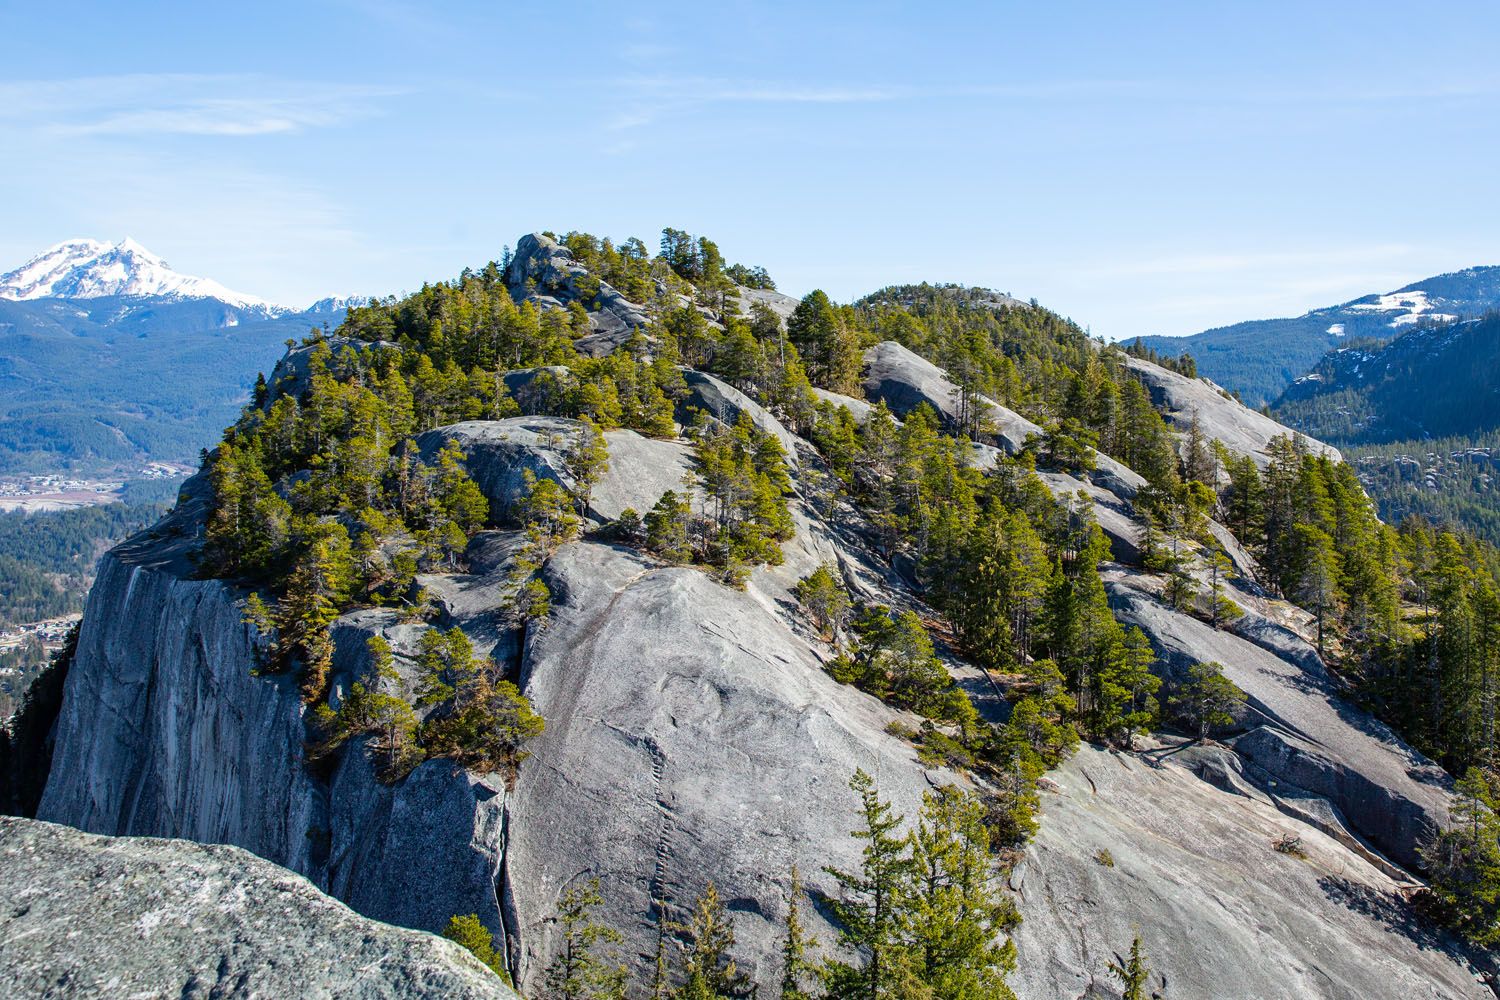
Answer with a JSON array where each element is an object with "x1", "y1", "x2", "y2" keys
[
  {"x1": 266, "y1": 335, "x2": 396, "y2": 405},
  {"x1": 677, "y1": 368, "x2": 801, "y2": 463},
  {"x1": 0, "y1": 816, "x2": 518, "y2": 1000},
  {"x1": 737, "y1": 286, "x2": 801, "y2": 321},
  {"x1": 37, "y1": 475, "x2": 511, "y2": 949},
  {"x1": 504, "y1": 540, "x2": 946, "y2": 990},
  {"x1": 1105, "y1": 570, "x2": 1451, "y2": 871},
  {"x1": 31, "y1": 333, "x2": 1481, "y2": 1000},
  {"x1": 1010, "y1": 744, "x2": 1487, "y2": 1000},
  {"x1": 811, "y1": 385, "x2": 877, "y2": 423},
  {"x1": 1123, "y1": 355, "x2": 1342, "y2": 467},
  {"x1": 418, "y1": 416, "x2": 696, "y2": 523},
  {"x1": 863, "y1": 340, "x2": 1041, "y2": 453},
  {"x1": 506, "y1": 234, "x2": 649, "y2": 356},
  {"x1": 864, "y1": 341, "x2": 1143, "y2": 502}
]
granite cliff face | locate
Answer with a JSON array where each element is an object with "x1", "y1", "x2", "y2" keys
[{"x1": 24, "y1": 245, "x2": 1494, "y2": 998}]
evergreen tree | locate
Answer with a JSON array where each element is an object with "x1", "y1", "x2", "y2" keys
[
  {"x1": 673, "y1": 882, "x2": 754, "y2": 999},
  {"x1": 904, "y1": 787, "x2": 1020, "y2": 1000},
  {"x1": 823, "y1": 770, "x2": 916, "y2": 1000},
  {"x1": 1425, "y1": 767, "x2": 1500, "y2": 947},
  {"x1": 779, "y1": 866, "x2": 819, "y2": 1000},
  {"x1": 444, "y1": 913, "x2": 510, "y2": 982},
  {"x1": 646, "y1": 490, "x2": 694, "y2": 563},
  {"x1": 1107, "y1": 934, "x2": 1151, "y2": 1000},
  {"x1": 793, "y1": 563, "x2": 851, "y2": 641},
  {"x1": 1173, "y1": 661, "x2": 1245, "y2": 741},
  {"x1": 544, "y1": 878, "x2": 628, "y2": 1000},
  {"x1": 566, "y1": 416, "x2": 612, "y2": 516}
]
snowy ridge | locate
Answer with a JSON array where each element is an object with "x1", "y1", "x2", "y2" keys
[
  {"x1": 1342, "y1": 288, "x2": 1458, "y2": 328},
  {"x1": 0, "y1": 238, "x2": 285, "y2": 312}
]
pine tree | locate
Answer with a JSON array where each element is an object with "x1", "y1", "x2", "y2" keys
[
  {"x1": 793, "y1": 564, "x2": 851, "y2": 641},
  {"x1": 904, "y1": 787, "x2": 1020, "y2": 1000},
  {"x1": 779, "y1": 865, "x2": 819, "y2": 1000},
  {"x1": 823, "y1": 770, "x2": 916, "y2": 1000},
  {"x1": 1173, "y1": 660, "x2": 1245, "y2": 741},
  {"x1": 444, "y1": 913, "x2": 510, "y2": 982},
  {"x1": 1107, "y1": 934, "x2": 1151, "y2": 1000},
  {"x1": 359, "y1": 635, "x2": 419, "y2": 776},
  {"x1": 646, "y1": 490, "x2": 694, "y2": 563},
  {"x1": 566, "y1": 416, "x2": 611, "y2": 516},
  {"x1": 673, "y1": 882, "x2": 753, "y2": 999},
  {"x1": 544, "y1": 878, "x2": 627, "y2": 1000},
  {"x1": 1424, "y1": 767, "x2": 1500, "y2": 946}
]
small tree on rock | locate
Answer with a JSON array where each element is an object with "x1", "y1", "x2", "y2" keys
[{"x1": 1172, "y1": 660, "x2": 1245, "y2": 741}]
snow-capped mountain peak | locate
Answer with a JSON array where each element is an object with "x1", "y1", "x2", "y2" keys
[{"x1": 0, "y1": 238, "x2": 281, "y2": 311}]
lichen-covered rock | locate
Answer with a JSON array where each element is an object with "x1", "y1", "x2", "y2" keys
[
  {"x1": 1123, "y1": 355, "x2": 1342, "y2": 467},
  {"x1": 0, "y1": 816, "x2": 519, "y2": 1000}
]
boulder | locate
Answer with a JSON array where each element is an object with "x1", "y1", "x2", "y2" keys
[
  {"x1": 506, "y1": 234, "x2": 649, "y2": 355},
  {"x1": 417, "y1": 417, "x2": 696, "y2": 524},
  {"x1": 417, "y1": 418, "x2": 579, "y2": 524},
  {"x1": 265, "y1": 335, "x2": 397, "y2": 406},
  {"x1": 0, "y1": 816, "x2": 518, "y2": 1000},
  {"x1": 1123, "y1": 355, "x2": 1342, "y2": 467}
]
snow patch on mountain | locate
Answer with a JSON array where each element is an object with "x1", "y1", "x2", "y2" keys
[
  {"x1": 1344, "y1": 289, "x2": 1458, "y2": 328},
  {"x1": 0, "y1": 238, "x2": 283, "y2": 312}
]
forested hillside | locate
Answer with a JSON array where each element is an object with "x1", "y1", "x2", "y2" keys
[
  {"x1": 0, "y1": 296, "x2": 337, "y2": 474},
  {"x1": 1269, "y1": 313, "x2": 1500, "y2": 545},
  {"x1": 18, "y1": 230, "x2": 1500, "y2": 996},
  {"x1": 0, "y1": 496, "x2": 171, "y2": 717}
]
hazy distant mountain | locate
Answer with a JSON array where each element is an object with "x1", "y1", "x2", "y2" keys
[
  {"x1": 0, "y1": 239, "x2": 358, "y2": 475},
  {"x1": 1132, "y1": 266, "x2": 1500, "y2": 406}
]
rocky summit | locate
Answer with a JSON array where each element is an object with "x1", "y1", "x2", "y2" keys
[{"x1": 6, "y1": 229, "x2": 1498, "y2": 999}]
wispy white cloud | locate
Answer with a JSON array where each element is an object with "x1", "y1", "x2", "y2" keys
[
  {"x1": 599, "y1": 75, "x2": 1147, "y2": 133},
  {"x1": 0, "y1": 73, "x2": 403, "y2": 138}
]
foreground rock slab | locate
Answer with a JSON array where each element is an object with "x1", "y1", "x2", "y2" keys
[{"x1": 0, "y1": 816, "x2": 519, "y2": 1000}]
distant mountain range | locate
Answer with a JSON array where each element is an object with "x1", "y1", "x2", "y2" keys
[
  {"x1": 0, "y1": 239, "x2": 358, "y2": 476},
  {"x1": 1131, "y1": 265, "x2": 1500, "y2": 406}
]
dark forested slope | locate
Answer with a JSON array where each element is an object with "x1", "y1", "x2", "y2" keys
[{"x1": 1134, "y1": 265, "x2": 1500, "y2": 406}]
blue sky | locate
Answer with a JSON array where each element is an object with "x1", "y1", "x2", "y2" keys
[{"x1": 4, "y1": 1, "x2": 1500, "y2": 339}]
